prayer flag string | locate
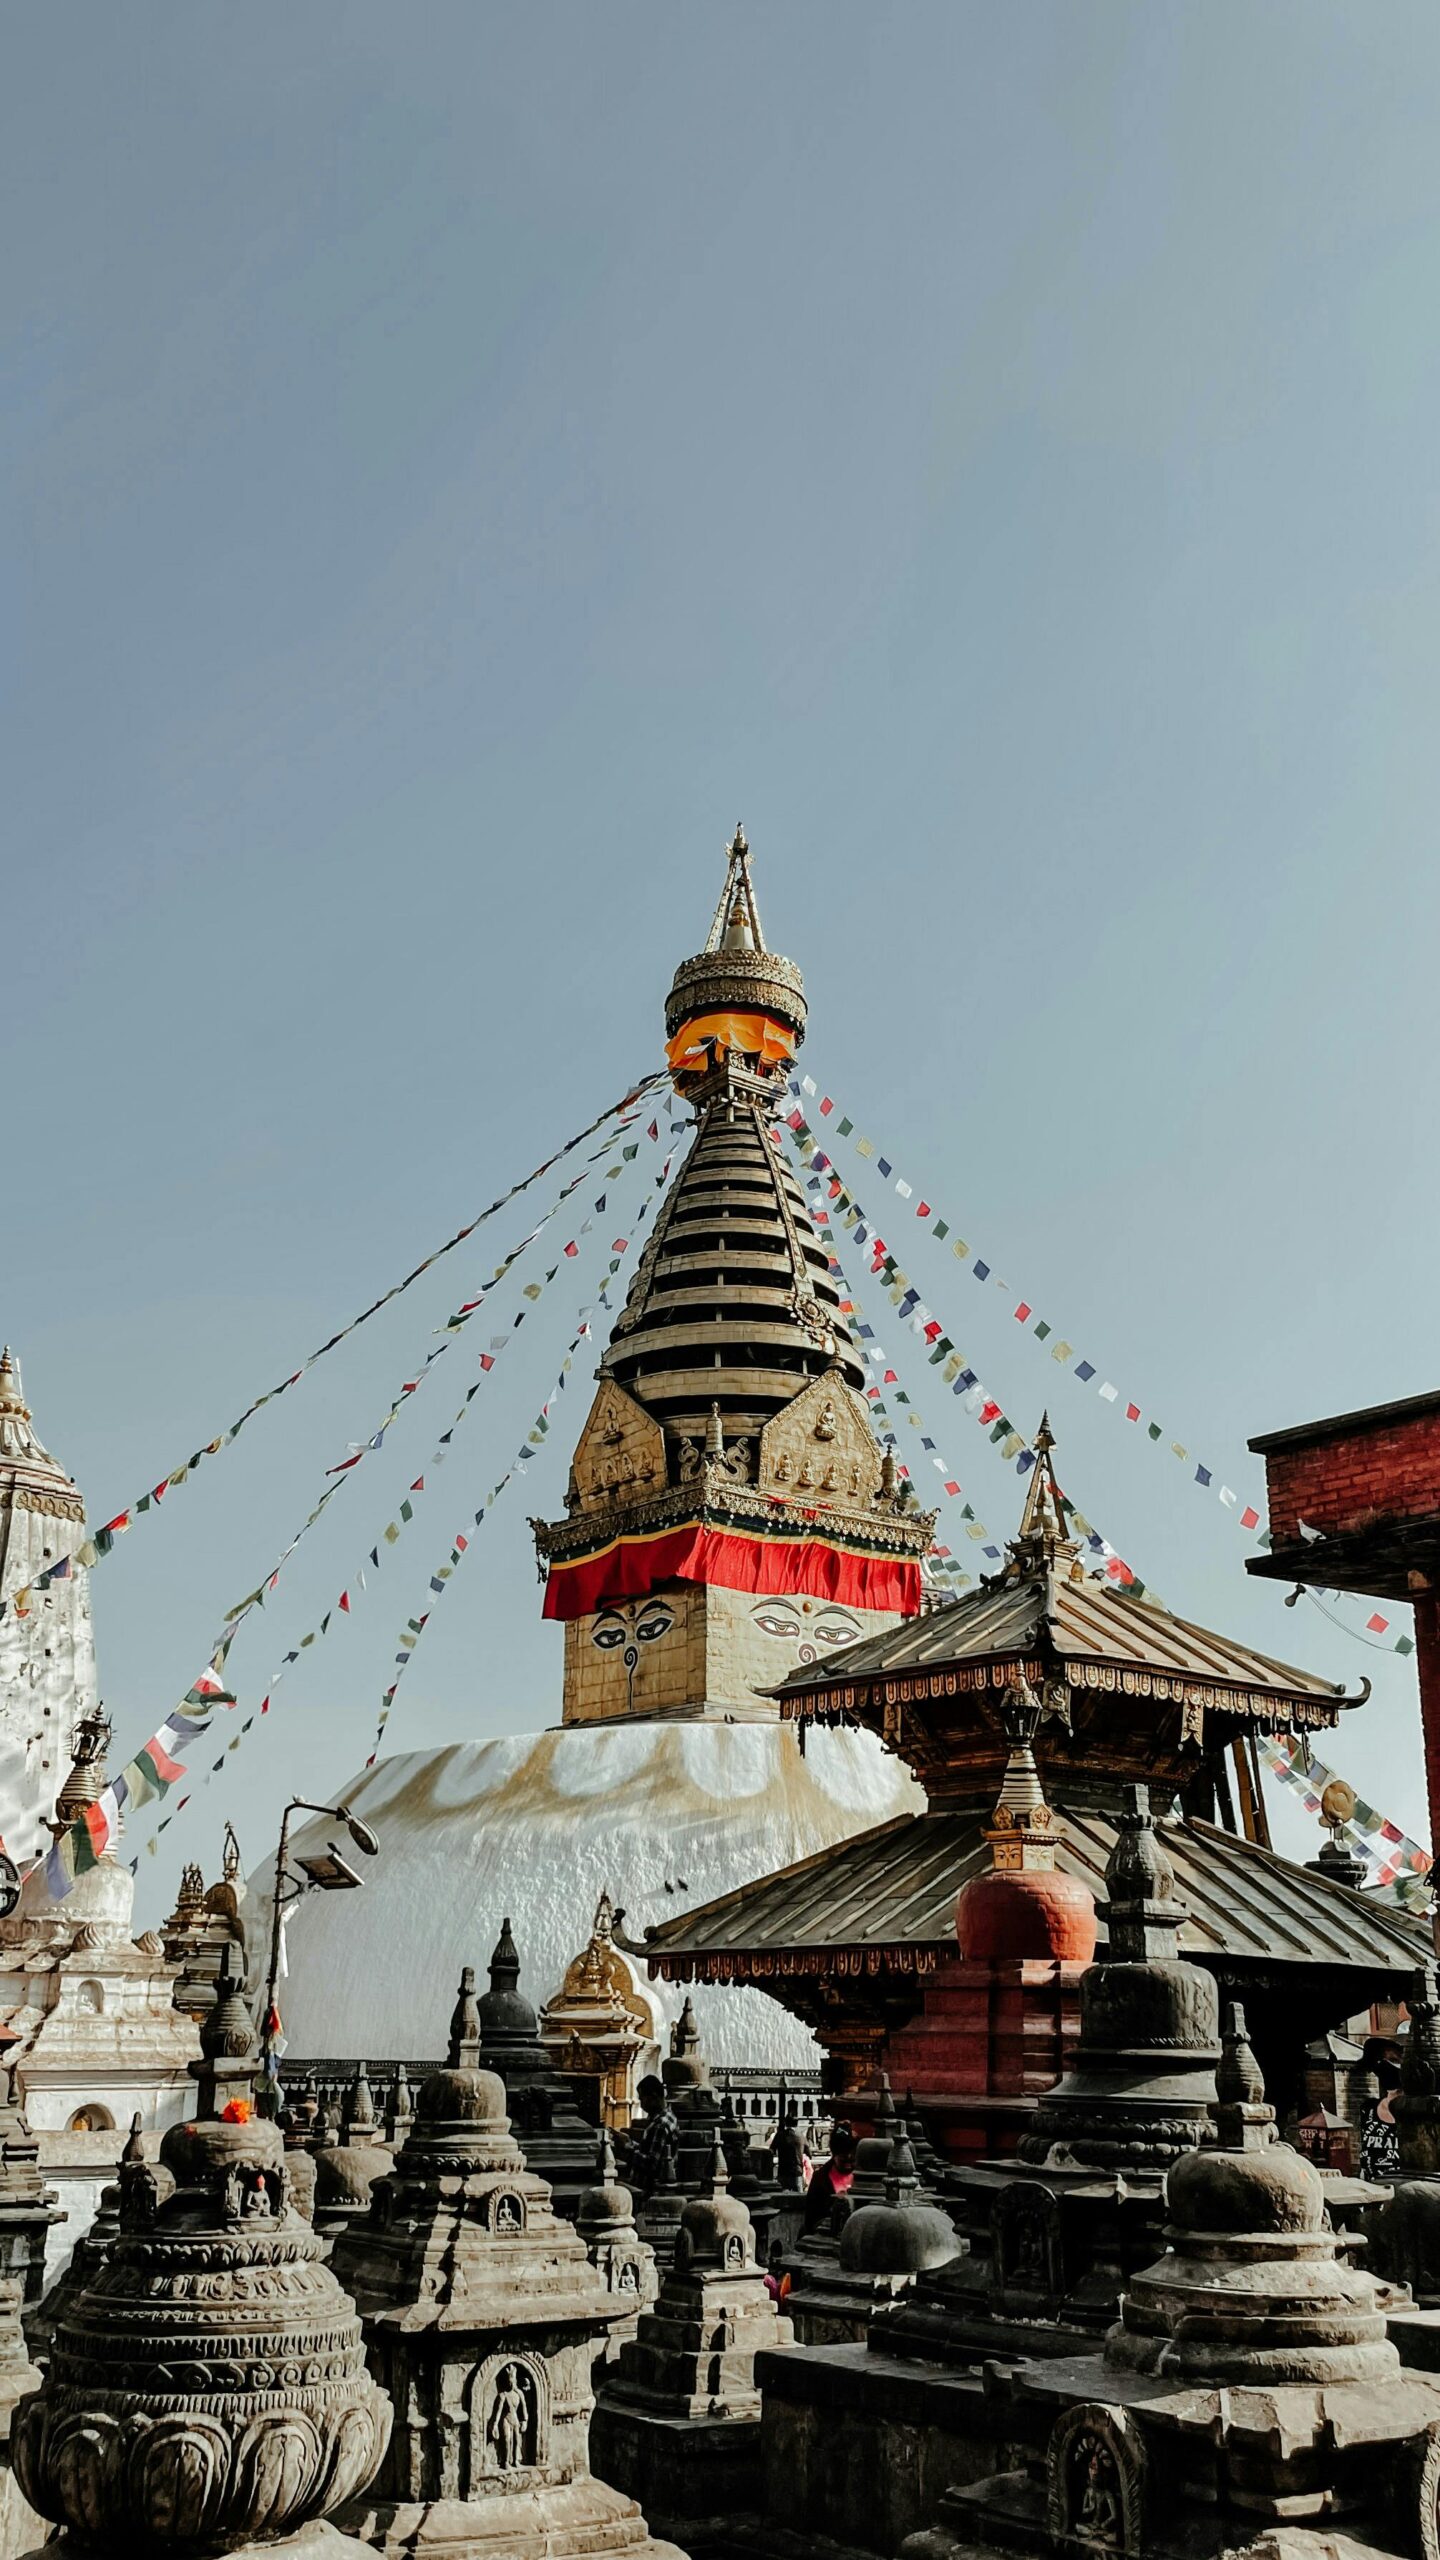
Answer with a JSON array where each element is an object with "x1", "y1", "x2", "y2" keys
[
  {"x1": 1259, "y1": 1731, "x2": 1432, "y2": 1909},
  {"x1": 787, "y1": 1077, "x2": 1416, "y2": 1661},
  {"x1": 361, "y1": 1137, "x2": 683, "y2": 1766},
  {"x1": 780, "y1": 1123, "x2": 1148, "y2": 1595},
  {"x1": 37, "y1": 1092, "x2": 677, "y2": 1899},
  {"x1": 0, "y1": 1070, "x2": 665, "y2": 1635}
]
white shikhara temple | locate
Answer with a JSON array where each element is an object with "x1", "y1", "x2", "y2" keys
[
  {"x1": 270, "y1": 835, "x2": 935, "y2": 2065},
  {"x1": 0, "y1": 1349, "x2": 97, "y2": 1872}
]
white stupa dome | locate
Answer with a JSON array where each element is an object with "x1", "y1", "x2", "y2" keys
[{"x1": 268, "y1": 1718, "x2": 920, "y2": 2068}]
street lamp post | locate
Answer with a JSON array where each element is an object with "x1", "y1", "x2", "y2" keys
[{"x1": 257, "y1": 1798, "x2": 379, "y2": 2116}]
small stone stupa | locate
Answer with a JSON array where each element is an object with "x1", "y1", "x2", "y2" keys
[
  {"x1": 906, "y1": 2009, "x2": 1440, "y2": 2560},
  {"x1": 591, "y1": 2138, "x2": 794, "y2": 2545},
  {"x1": 1017, "y1": 1780, "x2": 1220, "y2": 2172},
  {"x1": 328, "y1": 1982, "x2": 680, "y2": 2559},
  {"x1": 471, "y1": 1920, "x2": 606, "y2": 2216},
  {"x1": 12, "y1": 1966, "x2": 390, "y2": 2559},
  {"x1": 575, "y1": 2129, "x2": 659, "y2": 2356}
]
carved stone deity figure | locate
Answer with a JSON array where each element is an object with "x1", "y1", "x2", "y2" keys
[{"x1": 12, "y1": 2113, "x2": 390, "y2": 2554}]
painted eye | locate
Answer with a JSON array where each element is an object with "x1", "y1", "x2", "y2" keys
[
  {"x1": 753, "y1": 1609, "x2": 801, "y2": 1639},
  {"x1": 635, "y1": 1610, "x2": 673, "y2": 1644},
  {"x1": 814, "y1": 1615, "x2": 861, "y2": 1647},
  {"x1": 592, "y1": 1620, "x2": 628, "y2": 1650}
]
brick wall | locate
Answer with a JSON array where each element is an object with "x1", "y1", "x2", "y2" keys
[{"x1": 1263, "y1": 1410, "x2": 1440, "y2": 1545}]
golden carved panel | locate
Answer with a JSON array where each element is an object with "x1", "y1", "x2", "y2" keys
[
  {"x1": 757, "y1": 1368, "x2": 882, "y2": 1507},
  {"x1": 570, "y1": 1379, "x2": 667, "y2": 1514}
]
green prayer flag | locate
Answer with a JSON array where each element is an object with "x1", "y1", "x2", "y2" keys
[{"x1": 837, "y1": 1117, "x2": 854, "y2": 1136}]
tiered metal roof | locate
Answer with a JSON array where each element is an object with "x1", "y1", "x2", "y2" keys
[
  {"x1": 602, "y1": 1100, "x2": 867, "y2": 1440},
  {"x1": 633, "y1": 1803, "x2": 1426, "y2": 1979}
]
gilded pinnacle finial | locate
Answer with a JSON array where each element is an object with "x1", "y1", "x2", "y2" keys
[
  {"x1": 1014, "y1": 1415, "x2": 1073, "y2": 1562},
  {"x1": 730, "y1": 822, "x2": 747, "y2": 859}
]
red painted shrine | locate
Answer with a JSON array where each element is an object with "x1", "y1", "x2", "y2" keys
[{"x1": 635, "y1": 1420, "x2": 1426, "y2": 2154}]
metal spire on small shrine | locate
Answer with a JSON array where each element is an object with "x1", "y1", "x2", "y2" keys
[{"x1": 1013, "y1": 1414, "x2": 1074, "y2": 1562}]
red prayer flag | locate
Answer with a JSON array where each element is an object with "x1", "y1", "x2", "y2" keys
[
  {"x1": 1240, "y1": 1506, "x2": 1260, "y2": 1531},
  {"x1": 480, "y1": 1355, "x2": 495, "y2": 1371},
  {"x1": 1366, "y1": 1613, "x2": 1390, "y2": 1634},
  {"x1": 820, "y1": 1097, "x2": 833, "y2": 1115},
  {"x1": 1126, "y1": 1403, "x2": 1141, "y2": 1423},
  {"x1": 980, "y1": 1400, "x2": 1001, "y2": 1425},
  {"x1": 338, "y1": 1593, "x2": 350, "y2": 1614},
  {"x1": 917, "y1": 1201, "x2": 930, "y2": 1217},
  {"x1": 564, "y1": 1241, "x2": 578, "y2": 1257},
  {"x1": 1014, "y1": 1303, "x2": 1031, "y2": 1325},
  {"x1": 944, "y1": 1480, "x2": 960, "y2": 1496}
]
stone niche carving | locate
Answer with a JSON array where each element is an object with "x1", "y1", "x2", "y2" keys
[
  {"x1": 472, "y1": 2350, "x2": 549, "y2": 2479},
  {"x1": 570, "y1": 1379, "x2": 667, "y2": 1515},
  {"x1": 1045, "y1": 2401, "x2": 1147, "y2": 2556},
  {"x1": 758, "y1": 1369, "x2": 882, "y2": 1507},
  {"x1": 989, "y1": 2180, "x2": 1063, "y2": 2315}
]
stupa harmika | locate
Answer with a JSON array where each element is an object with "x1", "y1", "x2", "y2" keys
[{"x1": 273, "y1": 831, "x2": 935, "y2": 2065}]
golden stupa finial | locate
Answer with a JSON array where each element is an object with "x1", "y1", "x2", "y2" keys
[{"x1": 1014, "y1": 1413, "x2": 1075, "y2": 1564}]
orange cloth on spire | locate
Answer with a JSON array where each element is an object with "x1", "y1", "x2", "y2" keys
[{"x1": 665, "y1": 1009, "x2": 795, "y2": 1073}]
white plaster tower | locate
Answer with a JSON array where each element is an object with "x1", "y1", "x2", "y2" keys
[{"x1": 0, "y1": 1350, "x2": 97, "y2": 1867}]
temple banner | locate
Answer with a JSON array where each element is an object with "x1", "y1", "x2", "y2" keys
[{"x1": 542, "y1": 1520, "x2": 923, "y2": 1620}]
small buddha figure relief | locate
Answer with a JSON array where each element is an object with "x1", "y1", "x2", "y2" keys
[
  {"x1": 490, "y1": 2190, "x2": 524, "y2": 2235},
  {"x1": 813, "y1": 1400, "x2": 838, "y2": 1442},
  {"x1": 487, "y1": 2361, "x2": 534, "y2": 2472},
  {"x1": 1046, "y1": 2404, "x2": 1145, "y2": 2557}
]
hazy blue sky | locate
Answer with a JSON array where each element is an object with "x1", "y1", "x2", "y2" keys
[{"x1": 5, "y1": 3, "x2": 1438, "y2": 1917}]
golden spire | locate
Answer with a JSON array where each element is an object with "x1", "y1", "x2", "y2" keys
[
  {"x1": 704, "y1": 824, "x2": 766, "y2": 955},
  {"x1": 1013, "y1": 1414, "x2": 1075, "y2": 1565}
]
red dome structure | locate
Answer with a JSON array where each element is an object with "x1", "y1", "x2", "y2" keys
[{"x1": 954, "y1": 1713, "x2": 1096, "y2": 1965}]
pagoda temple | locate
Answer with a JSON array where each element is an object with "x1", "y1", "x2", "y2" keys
[
  {"x1": 633, "y1": 1419, "x2": 1426, "y2": 2135},
  {"x1": 268, "y1": 831, "x2": 935, "y2": 2067}
]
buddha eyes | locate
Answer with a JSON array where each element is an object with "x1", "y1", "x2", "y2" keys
[
  {"x1": 751, "y1": 1606, "x2": 862, "y2": 1646},
  {"x1": 753, "y1": 1608, "x2": 802, "y2": 1640},
  {"x1": 592, "y1": 1605, "x2": 674, "y2": 1651}
]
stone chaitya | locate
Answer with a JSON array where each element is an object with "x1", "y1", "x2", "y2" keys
[
  {"x1": 463, "y1": 1923, "x2": 599, "y2": 2218},
  {"x1": 11, "y1": 1962, "x2": 390, "y2": 2559},
  {"x1": 591, "y1": 2137, "x2": 794, "y2": 2549},
  {"x1": 905, "y1": 2009, "x2": 1440, "y2": 2560},
  {"x1": 784, "y1": 2112, "x2": 959, "y2": 2348},
  {"x1": 267, "y1": 833, "x2": 935, "y2": 2076},
  {"x1": 328, "y1": 1992, "x2": 680, "y2": 2559},
  {"x1": 575, "y1": 2131, "x2": 659, "y2": 2357}
]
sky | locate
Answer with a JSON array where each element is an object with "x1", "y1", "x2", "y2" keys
[{"x1": 4, "y1": 2, "x2": 1438, "y2": 1924}]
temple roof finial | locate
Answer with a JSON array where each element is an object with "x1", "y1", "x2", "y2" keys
[
  {"x1": 705, "y1": 821, "x2": 765, "y2": 956},
  {"x1": 1013, "y1": 1413, "x2": 1075, "y2": 1566}
]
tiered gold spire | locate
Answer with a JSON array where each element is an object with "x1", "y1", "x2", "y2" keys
[{"x1": 605, "y1": 828, "x2": 865, "y2": 1441}]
